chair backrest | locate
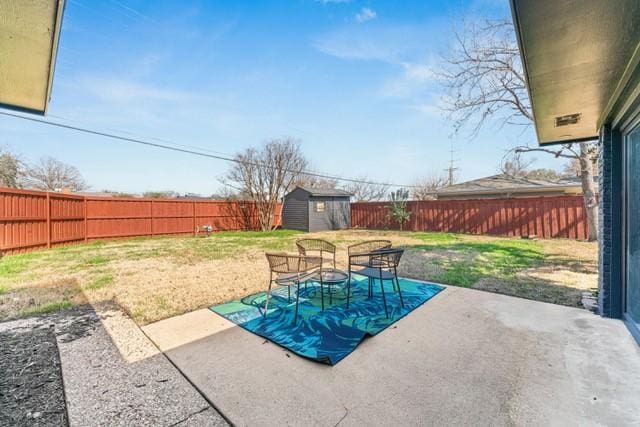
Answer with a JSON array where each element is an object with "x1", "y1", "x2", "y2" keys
[
  {"x1": 265, "y1": 252, "x2": 322, "y2": 274},
  {"x1": 296, "y1": 238, "x2": 336, "y2": 256},
  {"x1": 347, "y1": 240, "x2": 392, "y2": 256},
  {"x1": 370, "y1": 248, "x2": 404, "y2": 269}
]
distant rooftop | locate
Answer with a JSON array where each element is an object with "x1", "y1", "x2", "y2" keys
[{"x1": 436, "y1": 174, "x2": 594, "y2": 199}]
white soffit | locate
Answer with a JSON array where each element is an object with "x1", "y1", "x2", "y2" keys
[
  {"x1": 510, "y1": 0, "x2": 640, "y2": 145},
  {"x1": 0, "y1": 0, "x2": 65, "y2": 115}
]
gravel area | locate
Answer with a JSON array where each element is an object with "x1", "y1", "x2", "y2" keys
[
  {"x1": 56, "y1": 304, "x2": 227, "y2": 427},
  {"x1": 0, "y1": 319, "x2": 68, "y2": 426},
  {"x1": 0, "y1": 305, "x2": 227, "y2": 427}
]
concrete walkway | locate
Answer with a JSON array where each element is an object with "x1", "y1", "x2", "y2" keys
[
  {"x1": 56, "y1": 304, "x2": 227, "y2": 426},
  {"x1": 143, "y1": 286, "x2": 640, "y2": 426}
]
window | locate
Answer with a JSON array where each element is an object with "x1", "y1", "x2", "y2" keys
[{"x1": 315, "y1": 201, "x2": 326, "y2": 212}]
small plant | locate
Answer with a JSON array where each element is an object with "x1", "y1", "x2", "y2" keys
[{"x1": 387, "y1": 188, "x2": 411, "y2": 230}]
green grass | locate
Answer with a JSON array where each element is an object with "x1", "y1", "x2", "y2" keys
[
  {"x1": 20, "y1": 300, "x2": 73, "y2": 317},
  {"x1": 0, "y1": 230, "x2": 303, "y2": 283},
  {"x1": 0, "y1": 283, "x2": 7, "y2": 295},
  {"x1": 0, "y1": 252, "x2": 42, "y2": 279},
  {"x1": 84, "y1": 274, "x2": 114, "y2": 290},
  {"x1": 408, "y1": 234, "x2": 545, "y2": 287}
]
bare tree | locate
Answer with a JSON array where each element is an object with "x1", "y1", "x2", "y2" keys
[
  {"x1": 411, "y1": 174, "x2": 448, "y2": 200},
  {"x1": 143, "y1": 191, "x2": 178, "y2": 199},
  {"x1": 293, "y1": 174, "x2": 338, "y2": 190},
  {"x1": 500, "y1": 152, "x2": 534, "y2": 178},
  {"x1": 563, "y1": 156, "x2": 598, "y2": 178},
  {"x1": 223, "y1": 138, "x2": 308, "y2": 231},
  {"x1": 343, "y1": 177, "x2": 389, "y2": 202},
  {"x1": 22, "y1": 157, "x2": 88, "y2": 192},
  {"x1": 525, "y1": 168, "x2": 563, "y2": 181},
  {"x1": 440, "y1": 18, "x2": 599, "y2": 240},
  {"x1": 0, "y1": 148, "x2": 23, "y2": 188}
]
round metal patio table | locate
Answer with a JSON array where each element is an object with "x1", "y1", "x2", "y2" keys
[{"x1": 310, "y1": 268, "x2": 349, "y2": 310}]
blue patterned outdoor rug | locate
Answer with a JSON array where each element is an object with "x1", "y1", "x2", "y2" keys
[{"x1": 210, "y1": 276, "x2": 445, "y2": 365}]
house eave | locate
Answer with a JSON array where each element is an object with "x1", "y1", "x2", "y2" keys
[{"x1": 0, "y1": 0, "x2": 66, "y2": 115}]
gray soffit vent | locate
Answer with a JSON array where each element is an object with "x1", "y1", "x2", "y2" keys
[{"x1": 555, "y1": 113, "x2": 581, "y2": 127}]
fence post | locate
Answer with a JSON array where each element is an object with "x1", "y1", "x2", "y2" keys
[
  {"x1": 192, "y1": 201, "x2": 197, "y2": 236},
  {"x1": 84, "y1": 197, "x2": 88, "y2": 242},
  {"x1": 46, "y1": 192, "x2": 51, "y2": 248},
  {"x1": 150, "y1": 200, "x2": 155, "y2": 237}
]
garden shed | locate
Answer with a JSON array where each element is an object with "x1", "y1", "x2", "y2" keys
[{"x1": 282, "y1": 186, "x2": 352, "y2": 232}]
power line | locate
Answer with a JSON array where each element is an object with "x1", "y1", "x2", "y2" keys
[{"x1": 0, "y1": 110, "x2": 417, "y2": 188}]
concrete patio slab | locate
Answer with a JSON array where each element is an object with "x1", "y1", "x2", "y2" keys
[
  {"x1": 143, "y1": 286, "x2": 640, "y2": 426},
  {"x1": 56, "y1": 305, "x2": 228, "y2": 427}
]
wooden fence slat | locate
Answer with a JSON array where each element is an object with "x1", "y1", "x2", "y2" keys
[
  {"x1": 351, "y1": 196, "x2": 589, "y2": 240},
  {"x1": 0, "y1": 187, "x2": 283, "y2": 255}
]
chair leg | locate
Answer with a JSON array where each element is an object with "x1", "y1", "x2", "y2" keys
[
  {"x1": 329, "y1": 283, "x2": 333, "y2": 305},
  {"x1": 394, "y1": 268, "x2": 404, "y2": 308},
  {"x1": 320, "y1": 281, "x2": 325, "y2": 310},
  {"x1": 264, "y1": 280, "x2": 273, "y2": 318},
  {"x1": 294, "y1": 282, "x2": 301, "y2": 325},
  {"x1": 288, "y1": 286, "x2": 291, "y2": 303},
  {"x1": 346, "y1": 268, "x2": 352, "y2": 308},
  {"x1": 379, "y1": 269, "x2": 389, "y2": 319}
]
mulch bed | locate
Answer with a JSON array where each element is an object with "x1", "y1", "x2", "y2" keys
[{"x1": 0, "y1": 323, "x2": 69, "y2": 426}]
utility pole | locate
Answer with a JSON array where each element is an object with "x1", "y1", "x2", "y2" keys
[{"x1": 444, "y1": 139, "x2": 460, "y2": 186}]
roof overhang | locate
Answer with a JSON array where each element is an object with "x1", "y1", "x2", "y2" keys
[
  {"x1": 437, "y1": 185, "x2": 583, "y2": 198},
  {"x1": 510, "y1": 0, "x2": 640, "y2": 145},
  {"x1": 0, "y1": 0, "x2": 66, "y2": 115}
]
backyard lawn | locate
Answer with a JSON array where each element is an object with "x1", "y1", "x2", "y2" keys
[{"x1": 0, "y1": 230, "x2": 597, "y2": 325}]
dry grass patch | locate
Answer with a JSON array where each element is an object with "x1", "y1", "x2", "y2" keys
[{"x1": 0, "y1": 229, "x2": 597, "y2": 324}]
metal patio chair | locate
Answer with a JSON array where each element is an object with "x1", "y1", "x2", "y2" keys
[
  {"x1": 346, "y1": 240, "x2": 392, "y2": 297},
  {"x1": 347, "y1": 240, "x2": 393, "y2": 297},
  {"x1": 296, "y1": 238, "x2": 337, "y2": 268},
  {"x1": 264, "y1": 252, "x2": 322, "y2": 324},
  {"x1": 347, "y1": 246, "x2": 404, "y2": 319}
]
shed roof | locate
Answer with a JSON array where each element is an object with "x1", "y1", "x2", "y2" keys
[{"x1": 290, "y1": 186, "x2": 353, "y2": 197}]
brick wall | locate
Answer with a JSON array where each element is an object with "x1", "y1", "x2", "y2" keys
[{"x1": 598, "y1": 124, "x2": 623, "y2": 318}]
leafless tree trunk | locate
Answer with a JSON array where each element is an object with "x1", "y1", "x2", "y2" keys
[
  {"x1": 578, "y1": 143, "x2": 598, "y2": 241},
  {"x1": 223, "y1": 138, "x2": 308, "y2": 231},
  {"x1": 439, "y1": 18, "x2": 599, "y2": 240}
]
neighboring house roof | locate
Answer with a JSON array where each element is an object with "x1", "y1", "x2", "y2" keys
[
  {"x1": 289, "y1": 186, "x2": 353, "y2": 197},
  {"x1": 436, "y1": 174, "x2": 595, "y2": 198}
]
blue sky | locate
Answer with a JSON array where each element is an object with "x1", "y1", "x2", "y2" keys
[{"x1": 1, "y1": 0, "x2": 568, "y2": 195}]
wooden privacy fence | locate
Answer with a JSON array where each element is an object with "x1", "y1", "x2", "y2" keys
[
  {"x1": 351, "y1": 196, "x2": 590, "y2": 240},
  {"x1": 0, "y1": 187, "x2": 282, "y2": 255}
]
